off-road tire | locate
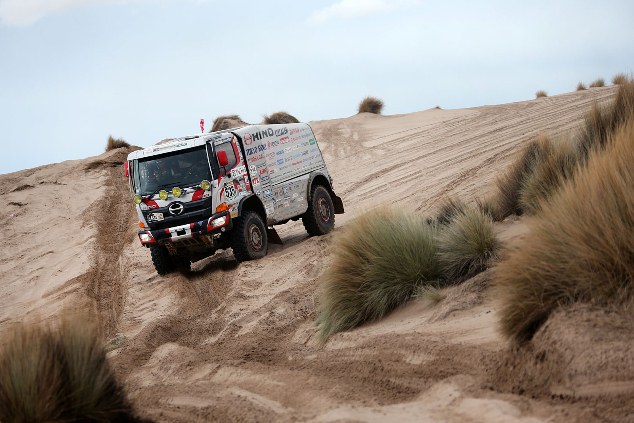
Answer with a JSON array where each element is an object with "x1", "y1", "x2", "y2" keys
[
  {"x1": 231, "y1": 211, "x2": 268, "y2": 263},
  {"x1": 150, "y1": 245, "x2": 175, "y2": 275},
  {"x1": 303, "y1": 185, "x2": 335, "y2": 236}
]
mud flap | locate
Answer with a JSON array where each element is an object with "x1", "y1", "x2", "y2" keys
[
  {"x1": 331, "y1": 191, "x2": 345, "y2": 214},
  {"x1": 267, "y1": 227, "x2": 283, "y2": 245}
]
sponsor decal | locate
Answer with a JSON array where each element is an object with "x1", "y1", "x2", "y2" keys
[
  {"x1": 309, "y1": 138, "x2": 316, "y2": 145},
  {"x1": 248, "y1": 153, "x2": 264, "y2": 163},
  {"x1": 252, "y1": 128, "x2": 275, "y2": 142},
  {"x1": 267, "y1": 140, "x2": 280, "y2": 148},
  {"x1": 277, "y1": 159, "x2": 284, "y2": 165},
  {"x1": 274, "y1": 127, "x2": 288, "y2": 136},
  {"x1": 243, "y1": 133, "x2": 254, "y2": 145},
  {"x1": 259, "y1": 167, "x2": 268, "y2": 175},
  {"x1": 231, "y1": 165, "x2": 246, "y2": 178},
  {"x1": 276, "y1": 150, "x2": 284, "y2": 156},
  {"x1": 252, "y1": 177, "x2": 260, "y2": 185},
  {"x1": 266, "y1": 152, "x2": 276, "y2": 159},
  {"x1": 224, "y1": 182, "x2": 238, "y2": 200},
  {"x1": 279, "y1": 136, "x2": 290, "y2": 143},
  {"x1": 230, "y1": 210, "x2": 238, "y2": 218},
  {"x1": 263, "y1": 189, "x2": 272, "y2": 198},
  {"x1": 249, "y1": 165, "x2": 257, "y2": 173},
  {"x1": 289, "y1": 127, "x2": 301, "y2": 135},
  {"x1": 260, "y1": 175, "x2": 270, "y2": 183},
  {"x1": 246, "y1": 144, "x2": 267, "y2": 155}
]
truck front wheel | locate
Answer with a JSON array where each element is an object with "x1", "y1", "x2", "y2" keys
[
  {"x1": 231, "y1": 211, "x2": 268, "y2": 262},
  {"x1": 150, "y1": 245, "x2": 175, "y2": 275},
  {"x1": 303, "y1": 185, "x2": 335, "y2": 236}
]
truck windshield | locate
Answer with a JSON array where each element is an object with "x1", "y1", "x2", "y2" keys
[{"x1": 134, "y1": 146, "x2": 212, "y2": 195}]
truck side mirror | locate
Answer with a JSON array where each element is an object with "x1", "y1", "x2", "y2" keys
[
  {"x1": 217, "y1": 150, "x2": 229, "y2": 167},
  {"x1": 123, "y1": 161, "x2": 129, "y2": 177}
]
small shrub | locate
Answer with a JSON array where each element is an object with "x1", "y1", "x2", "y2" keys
[
  {"x1": 576, "y1": 82, "x2": 587, "y2": 91},
  {"x1": 106, "y1": 135, "x2": 130, "y2": 151},
  {"x1": 262, "y1": 111, "x2": 300, "y2": 124},
  {"x1": 435, "y1": 196, "x2": 467, "y2": 225},
  {"x1": 358, "y1": 96, "x2": 384, "y2": 114},
  {"x1": 519, "y1": 136, "x2": 579, "y2": 214},
  {"x1": 437, "y1": 206, "x2": 499, "y2": 281},
  {"x1": 496, "y1": 119, "x2": 634, "y2": 342},
  {"x1": 316, "y1": 209, "x2": 439, "y2": 339},
  {"x1": 210, "y1": 115, "x2": 248, "y2": 132},
  {"x1": 589, "y1": 78, "x2": 605, "y2": 88},
  {"x1": 535, "y1": 90, "x2": 548, "y2": 98},
  {"x1": 0, "y1": 319, "x2": 143, "y2": 422},
  {"x1": 612, "y1": 73, "x2": 630, "y2": 85}
]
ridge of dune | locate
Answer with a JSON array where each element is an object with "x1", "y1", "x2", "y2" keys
[{"x1": 1, "y1": 86, "x2": 628, "y2": 422}]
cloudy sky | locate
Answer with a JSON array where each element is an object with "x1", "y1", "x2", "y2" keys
[{"x1": 1, "y1": 0, "x2": 633, "y2": 174}]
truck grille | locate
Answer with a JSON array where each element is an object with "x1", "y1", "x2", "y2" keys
[{"x1": 145, "y1": 198, "x2": 212, "y2": 231}]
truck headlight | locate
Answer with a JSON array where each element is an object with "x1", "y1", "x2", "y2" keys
[
  {"x1": 200, "y1": 180, "x2": 211, "y2": 191},
  {"x1": 133, "y1": 194, "x2": 143, "y2": 205},
  {"x1": 211, "y1": 216, "x2": 226, "y2": 227},
  {"x1": 139, "y1": 232, "x2": 154, "y2": 243},
  {"x1": 159, "y1": 190, "x2": 168, "y2": 201},
  {"x1": 172, "y1": 187, "x2": 182, "y2": 198}
]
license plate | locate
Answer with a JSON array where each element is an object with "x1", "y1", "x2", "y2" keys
[{"x1": 149, "y1": 212, "x2": 164, "y2": 221}]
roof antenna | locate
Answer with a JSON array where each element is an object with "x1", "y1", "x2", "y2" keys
[{"x1": 200, "y1": 118, "x2": 205, "y2": 133}]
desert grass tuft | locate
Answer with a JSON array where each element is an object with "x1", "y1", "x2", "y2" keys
[
  {"x1": 415, "y1": 284, "x2": 446, "y2": 305},
  {"x1": 437, "y1": 206, "x2": 499, "y2": 281},
  {"x1": 589, "y1": 78, "x2": 605, "y2": 88},
  {"x1": 435, "y1": 196, "x2": 467, "y2": 224},
  {"x1": 358, "y1": 96, "x2": 384, "y2": 114},
  {"x1": 577, "y1": 82, "x2": 634, "y2": 158},
  {"x1": 576, "y1": 82, "x2": 587, "y2": 91},
  {"x1": 210, "y1": 115, "x2": 248, "y2": 132},
  {"x1": 612, "y1": 73, "x2": 630, "y2": 85},
  {"x1": 493, "y1": 138, "x2": 544, "y2": 219},
  {"x1": 316, "y1": 209, "x2": 439, "y2": 339},
  {"x1": 496, "y1": 120, "x2": 634, "y2": 342},
  {"x1": 0, "y1": 318, "x2": 144, "y2": 422},
  {"x1": 262, "y1": 111, "x2": 300, "y2": 124},
  {"x1": 106, "y1": 135, "x2": 130, "y2": 151},
  {"x1": 518, "y1": 136, "x2": 579, "y2": 214},
  {"x1": 535, "y1": 90, "x2": 548, "y2": 98},
  {"x1": 475, "y1": 196, "x2": 501, "y2": 221}
]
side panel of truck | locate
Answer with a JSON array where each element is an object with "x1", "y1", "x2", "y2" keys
[{"x1": 234, "y1": 123, "x2": 326, "y2": 224}]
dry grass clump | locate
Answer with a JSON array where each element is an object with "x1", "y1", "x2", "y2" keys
[
  {"x1": 518, "y1": 137, "x2": 578, "y2": 214},
  {"x1": 496, "y1": 119, "x2": 634, "y2": 342},
  {"x1": 435, "y1": 196, "x2": 467, "y2": 225},
  {"x1": 262, "y1": 111, "x2": 300, "y2": 124},
  {"x1": 316, "y1": 209, "x2": 439, "y2": 339},
  {"x1": 210, "y1": 115, "x2": 248, "y2": 132},
  {"x1": 475, "y1": 196, "x2": 500, "y2": 220},
  {"x1": 106, "y1": 135, "x2": 130, "y2": 151},
  {"x1": 493, "y1": 138, "x2": 545, "y2": 219},
  {"x1": 577, "y1": 82, "x2": 634, "y2": 158},
  {"x1": 535, "y1": 90, "x2": 548, "y2": 98},
  {"x1": 437, "y1": 206, "x2": 499, "y2": 281},
  {"x1": 576, "y1": 82, "x2": 587, "y2": 91},
  {"x1": 612, "y1": 73, "x2": 630, "y2": 85},
  {"x1": 0, "y1": 319, "x2": 143, "y2": 422},
  {"x1": 589, "y1": 78, "x2": 605, "y2": 88},
  {"x1": 358, "y1": 96, "x2": 384, "y2": 114}
]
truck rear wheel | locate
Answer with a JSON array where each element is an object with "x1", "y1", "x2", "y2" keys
[
  {"x1": 231, "y1": 211, "x2": 268, "y2": 262},
  {"x1": 150, "y1": 245, "x2": 175, "y2": 275},
  {"x1": 303, "y1": 185, "x2": 335, "y2": 236}
]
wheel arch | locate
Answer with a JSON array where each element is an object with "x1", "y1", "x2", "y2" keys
[
  {"x1": 238, "y1": 194, "x2": 267, "y2": 222},
  {"x1": 307, "y1": 172, "x2": 344, "y2": 215}
]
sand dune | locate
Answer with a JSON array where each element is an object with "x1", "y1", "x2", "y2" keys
[{"x1": 1, "y1": 86, "x2": 630, "y2": 422}]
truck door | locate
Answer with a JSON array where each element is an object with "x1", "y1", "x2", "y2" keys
[{"x1": 213, "y1": 136, "x2": 251, "y2": 217}]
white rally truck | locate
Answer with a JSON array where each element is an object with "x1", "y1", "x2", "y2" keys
[{"x1": 125, "y1": 123, "x2": 344, "y2": 275}]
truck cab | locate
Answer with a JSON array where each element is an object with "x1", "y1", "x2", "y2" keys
[{"x1": 126, "y1": 123, "x2": 344, "y2": 275}]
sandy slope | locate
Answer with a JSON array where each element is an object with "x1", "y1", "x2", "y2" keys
[{"x1": 1, "y1": 86, "x2": 631, "y2": 422}]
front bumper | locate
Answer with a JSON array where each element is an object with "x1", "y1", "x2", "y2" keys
[{"x1": 138, "y1": 211, "x2": 232, "y2": 246}]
